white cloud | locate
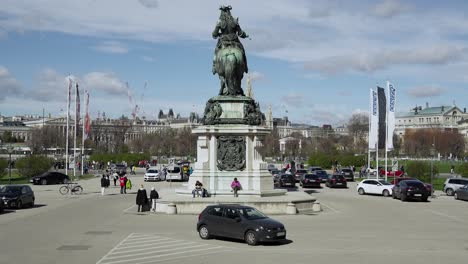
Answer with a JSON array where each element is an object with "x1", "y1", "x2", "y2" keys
[
  {"x1": 138, "y1": 0, "x2": 158, "y2": 9},
  {"x1": 141, "y1": 55, "x2": 155, "y2": 62},
  {"x1": 0, "y1": 66, "x2": 22, "y2": 101},
  {"x1": 82, "y1": 72, "x2": 128, "y2": 95},
  {"x1": 249, "y1": 71, "x2": 265, "y2": 81},
  {"x1": 407, "y1": 86, "x2": 446, "y2": 98},
  {"x1": 372, "y1": 0, "x2": 409, "y2": 18},
  {"x1": 93, "y1": 41, "x2": 128, "y2": 54},
  {"x1": 281, "y1": 93, "x2": 304, "y2": 107}
]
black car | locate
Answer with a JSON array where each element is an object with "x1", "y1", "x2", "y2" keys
[
  {"x1": 341, "y1": 168, "x2": 355, "y2": 181},
  {"x1": 275, "y1": 174, "x2": 295, "y2": 188},
  {"x1": 308, "y1": 166, "x2": 323, "y2": 173},
  {"x1": 197, "y1": 204, "x2": 286, "y2": 246},
  {"x1": 294, "y1": 169, "x2": 308, "y2": 182},
  {"x1": 325, "y1": 174, "x2": 347, "y2": 188},
  {"x1": 300, "y1": 174, "x2": 322, "y2": 188},
  {"x1": 31, "y1": 172, "x2": 70, "y2": 185},
  {"x1": 392, "y1": 180, "x2": 430, "y2": 202},
  {"x1": 454, "y1": 184, "x2": 468, "y2": 201},
  {"x1": 0, "y1": 185, "x2": 35, "y2": 209},
  {"x1": 314, "y1": 170, "x2": 329, "y2": 182}
]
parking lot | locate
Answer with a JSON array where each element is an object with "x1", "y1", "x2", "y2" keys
[{"x1": 1, "y1": 172, "x2": 468, "y2": 264}]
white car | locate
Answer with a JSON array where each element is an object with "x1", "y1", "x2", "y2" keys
[
  {"x1": 165, "y1": 166, "x2": 188, "y2": 181},
  {"x1": 357, "y1": 179, "x2": 394, "y2": 197},
  {"x1": 144, "y1": 168, "x2": 164, "y2": 181}
]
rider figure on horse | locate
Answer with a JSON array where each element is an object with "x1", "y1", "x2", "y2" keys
[{"x1": 212, "y1": 5, "x2": 249, "y2": 76}]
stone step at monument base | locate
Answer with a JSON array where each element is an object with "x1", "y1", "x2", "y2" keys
[
  {"x1": 176, "y1": 188, "x2": 286, "y2": 197},
  {"x1": 155, "y1": 191, "x2": 317, "y2": 215}
]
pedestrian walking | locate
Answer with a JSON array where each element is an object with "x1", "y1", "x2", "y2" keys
[
  {"x1": 231, "y1": 178, "x2": 241, "y2": 197},
  {"x1": 150, "y1": 187, "x2": 159, "y2": 212},
  {"x1": 113, "y1": 172, "x2": 119, "y2": 186},
  {"x1": 126, "y1": 177, "x2": 132, "y2": 192},
  {"x1": 119, "y1": 174, "x2": 127, "y2": 194},
  {"x1": 100, "y1": 175, "x2": 107, "y2": 196},
  {"x1": 136, "y1": 185, "x2": 148, "y2": 212}
]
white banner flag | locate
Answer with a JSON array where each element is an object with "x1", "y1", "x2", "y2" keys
[
  {"x1": 386, "y1": 81, "x2": 396, "y2": 151},
  {"x1": 369, "y1": 89, "x2": 379, "y2": 151}
]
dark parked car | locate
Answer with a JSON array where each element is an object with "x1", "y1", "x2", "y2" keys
[
  {"x1": 115, "y1": 164, "x2": 127, "y2": 175},
  {"x1": 270, "y1": 169, "x2": 280, "y2": 177},
  {"x1": 326, "y1": 174, "x2": 347, "y2": 188},
  {"x1": 308, "y1": 166, "x2": 323, "y2": 173},
  {"x1": 0, "y1": 185, "x2": 35, "y2": 209},
  {"x1": 314, "y1": 170, "x2": 329, "y2": 182},
  {"x1": 294, "y1": 169, "x2": 308, "y2": 182},
  {"x1": 300, "y1": 174, "x2": 322, "y2": 188},
  {"x1": 454, "y1": 184, "x2": 468, "y2": 201},
  {"x1": 392, "y1": 180, "x2": 430, "y2": 202},
  {"x1": 197, "y1": 204, "x2": 286, "y2": 246},
  {"x1": 0, "y1": 196, "x2": 3, "y2": 213},
  {"x1": 275, "y1": 174, "x2": 296, "y2": 188},
  {"x1": 30, "y1": 172, "x2": 70, "y2": 185},
  {"x1": 341, "y1": 168, "x2": 354, "y2": 181},
  {"x1": 391, "y1": 177, "x2": 433, "y2": 194}
]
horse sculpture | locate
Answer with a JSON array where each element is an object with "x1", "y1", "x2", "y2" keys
[{"x1": 212, "y1": 6, "x2": 249, "y2": 96}]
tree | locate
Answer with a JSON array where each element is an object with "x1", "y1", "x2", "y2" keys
[
  {"x1": 257, "y1": 128, "x2": 280, "y2": 158},
  {"x1": 403, "y1": 128, "x2": 465, "y2": 158},
  {"x1": 406, "y1": 161, "x2": 438, "y2": 183},
  {"x1": 16, "y1": 155, "x2": 54, "y2": 178},
  {"x1": 28, "y1": 126, "x2": 65, "y2": 153},
  {"x1": 347, "y1": 113, "x2": 369, "y2": 153},
  {"x1": 457, "y1": 163, "x2": 468, "y2": 177},
  {"x1": 0, "y1": 158, "x2": 8, "y2": 177}
]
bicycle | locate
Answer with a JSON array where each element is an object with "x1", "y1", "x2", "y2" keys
[{"x1": 59, "y1": 182, "x2": 83, "y2": 195}]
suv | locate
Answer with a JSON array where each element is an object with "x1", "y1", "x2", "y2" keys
[
  {"x1": 443, "y1": 178, "x2": 468, "y2": 196},
  {"x1": 341, "y1": 168, "x2": 354, "y2": 181},
  {"x1": 392, "y1": 180, "x2": 430, "y2": 202}
]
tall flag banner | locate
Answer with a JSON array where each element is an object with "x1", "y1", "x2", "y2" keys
[
  {"x1": 67, "y1": 79, "x2": 72, "y2": 114},
  {"x1": 386, "y1": 81, "x2": 396, "y2": 151},
  {"x1": 75, "y1": 83, "x2": 81, "y2": 133},
  {"x1": 368, "y1": 89, "x2": 379, "y2": 151},
  {"x1": 377, "y1": 86, "x2": 386, "y2": 150},
  {"x1": 84, "y1": 91, "x2": 91, "y2": 139}
]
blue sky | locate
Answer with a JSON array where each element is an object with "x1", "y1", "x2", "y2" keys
[{"x1": 1, "y1": 0, "x2": 468, "y2": 126}]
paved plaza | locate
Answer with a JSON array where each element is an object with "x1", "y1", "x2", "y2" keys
[{"x1": 1, "y1": 169, "x2": 468, "y2": 264}]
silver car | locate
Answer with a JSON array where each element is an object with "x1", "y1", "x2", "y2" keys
[
  {"x1": 144, "y1": 168, "x2": 164, "y2": 181},
  {"x1": 443, "y1": 178, "x2": 468, "y2": 196}
]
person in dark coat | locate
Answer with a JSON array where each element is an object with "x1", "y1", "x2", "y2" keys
[
  {"x1": 100, "y1": 175, "x2": 107, "y2": 196},
  {"x1": 136, "y1": 185, "x2": 148, "y2": 212},
  {"x1": 149, "y1": 187, "x2": 159, "y2": 212}
]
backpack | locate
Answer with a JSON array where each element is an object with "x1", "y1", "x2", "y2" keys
[{"x1": 126, "y1": 179, "x2": 132, "y2": 190}]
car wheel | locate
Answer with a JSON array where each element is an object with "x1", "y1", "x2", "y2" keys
[
  {"x1": 392, "y1": 192, "x2": 397, "y2": 199},
  {"x1": 63, "y1": 178, "x2": 69, "y2": 184},
  {"x1": 30, "y1": 199, "x2": 35, "y2": 207},
  {"x1": 358, "y1": 188, "x2": 365, "y2": 195},
  {"x1": 41, "y1": 179, "x2": 47, "y2": 185},
  {"x1": 245, "y1": 230, "x2": 258, "y2": 246},
  {"x1": 17, "y1": 200, "x2": 23, "y2": 209},
  {"x1": 454, "y1": 192, "x2": 458, "y2": 200},
  {"x1": 446, "y1": 188, "x2": 454, "y2": 196},
  {"x1": 382, "y1": 189, "x2": 390, "y2": 197},
  {"x1": 401, "y1": 193, "x2": 407, "y2": 202},
  {"x1": 421, "y1": 195, "x2": 428, "y2": 202},
  {"x1": 198, "y1": 225, "x2": 211, "y2": 240}
]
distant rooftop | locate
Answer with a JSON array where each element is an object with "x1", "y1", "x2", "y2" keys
[{"x1": 396, "y1": 105, "x2": 459, "y2": 118}]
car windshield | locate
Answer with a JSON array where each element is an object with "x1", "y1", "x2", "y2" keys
[
  {"x1": 316, "y1": 170, "x2": 327, "y2": 176},
  {"x1": 297, "y1": 170, "x2": 307, "y2": 173},
  {"x1": 378, "y1": 180, "x2": 392, "y2": 185},
  {"x1": 281, "y1": 175, "x2": 291, "y2": 179},
  {"x1": 147, "y1": 170, "x2": 158, "y2": 173},
  {"x1": 239, "y1": 208, "x2": 267, "y2": 220},
  {"x1": 406, "y1": 181, "x2": 425, "y2": 187},
  {"x1": 0, "y1": 186, "x2": 21, "y2": 193}
]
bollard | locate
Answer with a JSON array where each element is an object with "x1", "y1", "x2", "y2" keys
[
  {"x1": 286, "y1": 202, "x2": 297, "y2": 215},
  {"x1": 312, "y1": 201, "x2": 322, "y2": 212},
  {"x1": 166, "y1": 203, "x2": 177, "y2": 215}
]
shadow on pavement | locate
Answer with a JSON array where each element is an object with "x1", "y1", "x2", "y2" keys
[
  {"x1": 303, "y1": 189, "x2": 321, "y2": 194},
  {"x1": 213, "y1": 236, "x2": 293, "y2": 246}
]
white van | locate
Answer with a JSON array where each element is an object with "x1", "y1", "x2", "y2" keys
[{"x1": 165, "y1": 166, "x2": 189, "y2": 181}]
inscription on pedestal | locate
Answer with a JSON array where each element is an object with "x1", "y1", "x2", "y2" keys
[{"x1": 219, "y1": 102, "x2": 244, "y2": 119}]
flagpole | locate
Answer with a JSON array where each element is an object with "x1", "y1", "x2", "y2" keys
[
  {"x1": 81, "y1": 90, "x2": 86, "y2": 176},
  {"x1": 368, "y1": 89, "x2": 372, "y2": 179},
  {"x1": 65, "y1": 79, "x2": 70, "y2": 176},
  {"x1": 73, "y1": 83, "x2": 78, "y2": 181},
  {"x1": 385, "y1": 81, "x2": 389, "y2": 182}
]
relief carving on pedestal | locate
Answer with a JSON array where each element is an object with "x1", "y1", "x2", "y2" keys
[{"x1": 217, "y1": 136, "x2": 246, "y2": 171}]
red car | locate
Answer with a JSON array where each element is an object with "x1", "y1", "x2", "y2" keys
[{"x1": 380, "y1": 169, "x2": 404, "y2": 177}]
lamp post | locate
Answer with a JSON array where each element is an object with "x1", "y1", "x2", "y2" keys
[{"x1": 7, "y1": 145, "x2": 14, "y2": 185}]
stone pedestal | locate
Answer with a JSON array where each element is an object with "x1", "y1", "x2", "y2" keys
[{"x1": 176, "y1": 124, "x2": 285, "y2": 197}]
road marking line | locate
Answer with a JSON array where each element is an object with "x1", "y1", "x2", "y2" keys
[
  {"x1": 120, "y1": 237, "x2": 169, "y2": 246},
  {"x1": 102, "y1": 244, "x2": 210, "y2": 261},
  {"x1": 110, "y1": 241, "x2": 196, "y2": 255},
  {"x1": 320, "y1": 202, "x2": 340, "y2": 213},
  {"x1": 113, "y1": 239, "x2": 184, "y2": 251},
  {"x1": 99, "y1": 246, "x2": 224, "y2": 264},
  {"x1": 133, "y1": 249, "x2": 231, "y2": 264},
  {"x1": 427, "y1": 209, "x2": 463, "y2": 223},
  {"x1": 123, "y1": 205, "x2": 136, "y2": 213},
  {"x1": 96, "y1": 233, "x2": 135, "y2": 264},
  {"x1": 124, "y1": 236, "x2": 163, "y2": 242}
]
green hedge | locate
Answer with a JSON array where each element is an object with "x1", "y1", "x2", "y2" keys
[
  {"x1": 308, "y1": 153, "x2": 366, "y2": 169},
  {"x1": 16, "y1": 155, "x2": 54, "y2": 178},
  {"x1": 457, "y1": 163, "x2": 468, "y2": 177},
  {"x1": 406, "y1": 161, "x2": 439, "y2": 183},
  {"x1": 89, "y1": 153, "x2": 151, "y2": 166},
  {"x1": 0, "y1": 158, "x2": 8, "y2": 177}
]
